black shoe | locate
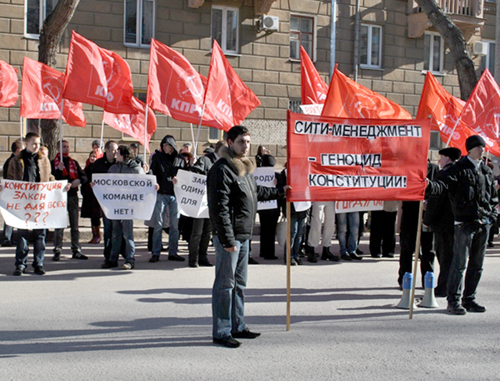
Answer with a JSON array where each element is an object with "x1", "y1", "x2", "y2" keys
[
  {"x1": 121, "y1": 262, "x2": 135, "y2": 270},
  {"x1": 34, "y1": 266, "x2": 46, "y2": 275},
  {"x1": 52, "y1": 253, "x2": 61, "y2": 261},
  {"x1": 101, "y1": 261, "x2": 118, "y2": 269},
  {"x1": 232, "y1": 329, "x2": 261, "y2": 339},
  {"x1": 263, "y1": 256, "x2": 279, "y2": 260},
  {"x1": 447, "y1": 303, "x2": 467, "y2": 315},
  {"x1": 72, "y1": 252, "x2": 88, "y2": 260},
  {"x1": 340, "y1": 253, "x2": 352, "y2": 261},
  {"x1": 168, "y1": 254, "x2": 185, "y2": 262},
  {"x1": 149, "y1": 255, "x2": 160, "y2": 263},
  {"x1": 382, "y1": 253, "x2": 395, "y2": 258},
  {"x1": 213, "y1": 336, "x2": 241, "y2": 348},
  {"x1": 371, "y1": 254, "x2": 382, "y2": 258},
  {"x1": 295, "y1": 258, "x2": 303, "y2": 265},
  {"x1": 248, "y1": 257, "x2": 259, "y2": 265},
  {"x1": 199, "y1": 261, "x2": 214, "y2": 267},
  {"x1": 356, "y1": 248, "x2": 364, "y2": 255},
  {"x1": 189, "y1": 261, "x2": 199, "y2": 268},
  {"x1": 13, "y1": 266, "x2": 26, "y2": 276},
  {"x1": 350, "y1": 253, "x2": 363, "y2": 260},
  {"x1": 1, "y1": 240, "x2": 13, "y2": 247},
  {"x1": 289, "y1": 258, "x2": 298, "y2": 266},
  {"x1": 462, "y1": 300, "x2": 486, "y2": 313},
  {"x1": 321, "y1": 247, "x2": 340, "y2": 261},
  {"x1": 307, "y1": 252, "x2": 318, "y2": 263}
]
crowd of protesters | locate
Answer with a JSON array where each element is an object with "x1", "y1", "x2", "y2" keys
[{"x1": 1, "y1": 129, "x2": 498, "y2": 331}]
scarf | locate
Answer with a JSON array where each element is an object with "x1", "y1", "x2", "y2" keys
[{"x1": 54, "y1": 153, "x2": 78, "y2": 180}]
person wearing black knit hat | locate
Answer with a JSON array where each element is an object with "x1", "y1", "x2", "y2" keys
[{"x1": 427, "y1": 135, "x2": 498, "y2": 314}]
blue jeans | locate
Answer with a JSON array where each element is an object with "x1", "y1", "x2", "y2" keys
[
  {"x1": 109, "y1": 220, "x2": 135, "y2": 264},
  {"x1": 102, "y1": 215, "x2": 113, "y2": 260},
  {"x1": 212, "y1": 235, "x2": 249, "y2": 339},
  {"x1": 337, "y1": 212, "x2": 359, "y2": 255},
  {"x1": 152, "y1": 194, "x2": 179, "y2": 257},
  {"x1": 15, "y1": 229, "x2": 46, "y2": 268},
  {"x1": 288, "y1": 213, "x2": 305, "y2": 260},
  {"x1": 54, "y1": 194, "x2": 81, "y2": 254},
  {"x1": 447, "y1": 221, "x2": 490, "y2": 304}
]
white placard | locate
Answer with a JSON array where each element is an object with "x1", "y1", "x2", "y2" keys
[
  {"x1": 335, "y1": 200, "x2": 384, "y2": 213},
  {"x1": 0, "y1": 180, "x2": 68, "y2": 229},
  {"x1": 253, "y1": 167, "x2": 278, "y2": 211},
  {"x1": 299, "y1": 104, "x2": 324, "y2": 116},
  {"x1": 92, "y1": 174, "x2": 157, "y2": 220},
  {"x1": 174, "y1": 169, "x2": 209, "y2": 219}
]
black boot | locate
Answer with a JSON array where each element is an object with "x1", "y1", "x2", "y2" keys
[
  {"x1": 306, "y1": 245, "x2": 318, "y2": 263},
  {"x1": 321, "y1": 246, "x2": 340, "y2": 261}
]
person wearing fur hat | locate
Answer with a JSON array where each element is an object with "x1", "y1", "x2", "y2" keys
[
  {"x1": 5, "y1": 133, "x2": 55, "y2": 276},
  {"x1": 427, "y1": 136, "x2": 498, "y2": 315},
  {"x1": 149, "y1": 135, "x2": 186, "y2": 262},
  {"x1": 423, "y1": 146, "x2": 462, "y2": 297},
  {"x1": 207, "y1": 125, "x2": 287, "y2": 348}
]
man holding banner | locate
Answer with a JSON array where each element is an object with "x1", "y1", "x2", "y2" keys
[
  {"x1": 6, "y1": 133, "x2": 55, "y2": 276},
  {"x1": 208, "y1": 126, "x2": 286, "y2": 348}
]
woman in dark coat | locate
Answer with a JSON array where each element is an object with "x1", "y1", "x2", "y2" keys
[{"x1": 81, "y1": 150, "x2": 102, "y2": 243}]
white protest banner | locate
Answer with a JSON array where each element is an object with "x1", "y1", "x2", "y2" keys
[
  {"x1": 253, "y1": 167, "x2": 277, "y2": 211},
  {"x1": 92, "y1": 174, "x2": 157, "y2": 220},
  {"x1": 174, "y1": 169, "x2": 209, "y2": 218},
  {"x1": 0, "y1": 180, "x2": 68, "y2": 229},
  {"x1": 300, "y1": 104, "x2": 324, "y2": 116},
  {"x1": 335, "y1": 200, "x2": 384, "y2": 213}
]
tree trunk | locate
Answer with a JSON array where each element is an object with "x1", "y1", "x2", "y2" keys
[
  {"x1": 38, "y1": 0, "x2": 80, "y2": 160},
  {"x1": 415, "y1": 0, "x2": 478, "y2": 101}
]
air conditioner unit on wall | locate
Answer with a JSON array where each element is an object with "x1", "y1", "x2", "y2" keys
[
  {"x1": 260, "y1": 15, "x2": 279, "y2": 32},
  {"x1": 473, "y1": 41, "x2": 488, "y2": 56}
]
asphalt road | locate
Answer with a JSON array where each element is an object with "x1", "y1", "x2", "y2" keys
[{"x1": 1, "y1": 235, "x2": 499, "y2": 380}]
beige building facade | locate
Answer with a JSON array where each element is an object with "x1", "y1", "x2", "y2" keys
[{"x1": 0, "y1": 0, "x2": 496, "y2": 166}]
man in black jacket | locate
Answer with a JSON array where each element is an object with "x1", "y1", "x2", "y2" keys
[
  {"x1": 2, "y1": 139, "x2": 23, "y2": 246},
  {"x1": 149, "y1": 135, "x2": 186, "y2": 262},
  {"x1": 208, "y1": 126, "x2": 285, "y2": 348},
  {"x1": 423, "y1": 146, "x2": 462, "y2": 297},
  {"x1": 51, "y1": 140, "x2": 88, "y2": 261},
  {"x1": 428, "y1": 135, "x2": 498, "y2": 315}
]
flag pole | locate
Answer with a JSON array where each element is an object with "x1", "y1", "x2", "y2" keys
[
  {"x1": 100, "y1": 118, "x2": 105, "y2": 151},
  {"x1": 409, "y1": 200, "x2": 424, "y2": 319},
  {"x1": 20, "y1": 116, "x2": 23, "y2": 143},
  {"x1": 194, "y1": 104, "x2": 206, "y2": 157},
  {"x1": 189, "y1": 123, "x2": 196, "y2": 158},
  {"x1": 445, "y1": 119, "x2": 460, "y2": 147},
  {"x1": 144, "y1": 105, "x2": 149, "y2": 164},
  {"x1": 286, "y1": 199, "x2": 292, "y2": 331},
  {"x1": 59, "y1": 99, "x2": 65, "y2": 161}
]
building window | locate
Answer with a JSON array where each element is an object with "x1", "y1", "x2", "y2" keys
[
  {"x1": 289, "y1": 99, "x2": 302, "y2": 113},
  {"x1": 124, "y1": 0, "x2": 155, "y2": 47},
  {"x1": 429, "y1": 130, "x2": 442, "y2": 150},
  {"x1": 424, "y1": 32, "x2": 444, "y2": 73},
  {"x1": 209, "y1": 128, "x2": 221, "y2": 141},
  {"x1": 211, "y1": 5, "x2": 239, "y2": 54},
  {"x1": 25, "y1": 0, "x2": 58, "y2": 37},
  {"x1": 481, "y1": 40, "x2": 495, "y2": 77},
  {"x1": 290, "y1": 15, "x2": 314, "y2": 60},
  {"x1": 360, "y1": 24, "x2": 382, "y2": 68}
]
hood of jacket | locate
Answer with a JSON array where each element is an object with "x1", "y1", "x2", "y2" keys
[
  {"x1": 160, "y1": 135, "x2": 178, "y2": 155},
  {"x1": 219, "y1": 146, "x2": 255, "y2": 177}
]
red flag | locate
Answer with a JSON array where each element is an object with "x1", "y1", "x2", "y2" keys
[
  {"x1": 103, "y1": 96, "x2": 156, "y2": 153},
  {"x1": 204, "y1": 40, "x2": 261, "y2": 131},
  {"x1": 321, "y1": 66, "x2": 412, "y2": 119},
  {"x1": 416, "y1": 72, "x2": 472, "y2": 154},
  {"x1": 0, "y1": 60, "x2": 19, "y2": 107},
  {"x1": 63, "y1": 31, "x2": 135, "y2": 114},
  {"x1": 20, "y1": 57, "x2": 86, "y2": 127},
  {"x1": 300, "y1": 46, "x2": 328, "y2": 105},
  {"x1": 459, "y1": 69, "x2": 500, "y2": 156},
  {"x1": 287, "y1": 112, "x2": 431, "y2": 202}
]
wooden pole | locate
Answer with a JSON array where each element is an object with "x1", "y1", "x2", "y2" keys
[
  {"x1": 409, "y1": 200, "x2": 424, "y2": 319},
  {"x1": 286, "y1": 200, "x2": 292, "y2": 331},
  {"x1": 143, "y1": 104, "x2": 149, "y2": 163}
]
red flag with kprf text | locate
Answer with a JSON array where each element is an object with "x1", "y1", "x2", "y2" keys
[
  {"x1": 287, "y1": 111, "x2": 430, "y2": 202},
  {"x1": 300, "y1": 46, "x2": 328, "y2": 105},
  {"x1": 0, "y1": 60, "x2": 19, "y2": 107},
  {"x1": 63, "y1": 31, "x2": 135, "y2": 114},
  {"x1": 21, "y1": 57, "x2": 86, "y2": 127}
]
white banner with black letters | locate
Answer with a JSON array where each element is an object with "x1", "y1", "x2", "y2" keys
[
  {"x1": 92, "y1": 174, "x2": 157, "y2": 220},
  {"x1": 253, "y1": 167, "x2": 277, "y2": 211},
  {"x1": 174, "y1": 169, "x2": 209, "y2": 219}
]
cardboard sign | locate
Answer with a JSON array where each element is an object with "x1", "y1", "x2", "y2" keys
[
  {"x1": 253, "y1": 167, "x2": 278, "y2": 211},
  {"x1": 0, "y1": 180, "x2": 68, "y2": 229},
  {"x1": 335, "y1": 200, "x2": 383, "y2": 213},
  {"x1": 287, "y1": 112, "x2": 431, "y2": 201},
  {"x1": 92, "y1": 174, "x2": 157, "y2": 220},
  {"x1": 174, "y1": 169, "x2": 209, "y2": 219}
]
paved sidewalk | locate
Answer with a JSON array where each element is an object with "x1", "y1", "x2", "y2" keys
[{"x1": 1, "y1": 236, "x2": 499, "y2": 380}]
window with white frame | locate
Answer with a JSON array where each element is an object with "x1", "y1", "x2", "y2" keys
[
  {"x1": 209, "y1": 127, "x2": 221, "y2": 141},
  {"x1": 424, "y1": 32, "x2": 444, "y2": 73},
  {"x1": 290, "y1": 15, "x2": 314, "y2": 60},
  {"x1": 360, "y1": 24, "x2": 382, "y2": 68},
  {"x1": 211, "y1": 5, "x2": 239, "y2": 54},
  {"x1": 124, "y1": 0, "x2": 155, "y2": 47},
  {"x1": 481, "y1": 40, "x2": 495, "y2": 77},
  {"x1": 25, "y1": 0, "x2": 58, "y2": 37}
]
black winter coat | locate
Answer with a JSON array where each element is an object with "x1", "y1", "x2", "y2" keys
[
  {"x1": 423, "y1": 163, "x2": 455, "y2": 233},
  {"x1": 207, "y1": 147, "x2": 284, "y2": 248}
]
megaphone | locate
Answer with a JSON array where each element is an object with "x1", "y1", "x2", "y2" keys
[
  {"x1": 418, "y1": 271, "x2": 439, "y2": 308},
  {"x1": 397, "y1": 272, "x2": 417, "y2": 309}
]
